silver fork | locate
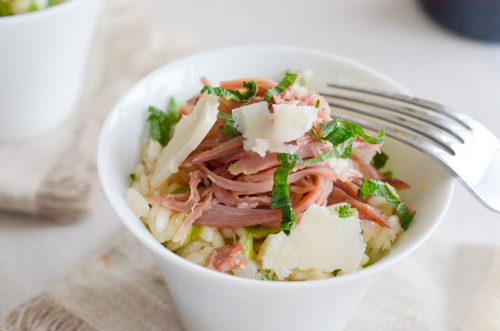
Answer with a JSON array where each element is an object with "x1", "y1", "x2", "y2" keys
[{"x1": 320, "y1": 83, "x2": 500, "y2": 213}]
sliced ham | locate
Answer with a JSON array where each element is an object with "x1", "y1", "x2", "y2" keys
[
  {"x1": 201, "y1": 164, "x2": 338, "y2": 195},
  {"x1": 184, "y1": 136, "x2": 243, "y2": 166},
  {"x1": 206, "y1": 245, "x2": 248, "y2": 272},
  {"x1": 152, "y1": 170, "x2": 203, "y2": 212}
]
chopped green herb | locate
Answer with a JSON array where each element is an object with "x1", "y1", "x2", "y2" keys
[
  {"x1": 201, "y1": 80, "x2": 258, "y2": 103},
  {"x1": 242, "y1": 233, "x2": 255, "y2": 260},
  {"x1": 270, "y1": 153, "x2": 301, "y2": 235},
  {"x1": 358, "y1": 179, "x2": 415, "y2": 230},
  {"x1": 246, "y1": 226, "x2": 280, "y2": 240},
  {"x1": 170, "y1": 186, "x2": 190, "y2": 194},
  {"x1": 28, "y1": 1, "x2": 38, "y2": 11},
  {"x1": 315, "y1": 99, "x2": 321, "y2": 108},
  {"x1": 217, "y1": 112, "x2": 240, "y2": 137},
  {"x1": 372, "y1": 151, "x2": 389, "y2": 169},
  {"x1": 147, "y1": 97, "x2": 179, "y2": 146},
  {"x1": 187, "y1": 225, "x2": 203, "y2": 242},
  {"x1": 332, "y1": 269, "x2": 342, "y2": 276},
  {"x1": 335, "y1": 204, "x2": 356, "y2": 218},
  {"x1": 129, "y1": 173, "x2": 137, "y2": 181},
  {"x1": 261, "y1": 269, "x2": 274, "y2": 281},
  {"x1": 264, "y1": 72, "x2": 298, "y2": 102},
  {"x1": 0, "y1": 2, "x2": 12, "y2": 16},
  {"x1": 382, "y1": 170, "x2": 394, "y2": 179},
  {"x1": 308, "y1": 119, "x2": 384, "y2": 162}
]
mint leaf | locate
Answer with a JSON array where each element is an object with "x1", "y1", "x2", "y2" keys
[
  {"x1": 311, "y1": 119, "x2": 384, "y2": 160},
  {"x1": 147, "y1": 97, "x2": 179, "y2": 146},
  {"x1": 201, "y1": 80, "x2": 258, "y2": 103},
  {"x1": 372, "y1": 151, "x2": 389, "y2": 169},
  {"x1": 382, "y1": 170, "x2": 394, "y2": 179},
  {"x1": 264, "y1": 73, "x2": 298, "y2": 102},
  {"x1": 217, "y1": 112, "x2": 240, "y2": 137},
  {"x1": 261, "y1": 269, "x2": 274, "y2": 281},
  {"x1": 271, "y1": 153, "x2": 301, "y2": 235},
  {"x1": 335, "y1": 204, "x2": 356, "y2": 218},
  {"x1": 358, "y1": 179, "x2": 415, "y2": 231},
  {"x1": 246, "y1": 226, "x2": 280, "y2": 240},
  {"x1": 170, "y1": 186, "x2": 190, "y2": 194}
]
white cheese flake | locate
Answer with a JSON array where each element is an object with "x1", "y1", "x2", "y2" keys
[
  {"x1": 151, "y1": 93, "x2": 219, "y2": 187},
  {"x1": 258, "y1": 204, "x2": 366, "y2": 280},
  {"x1": 232, "y1": 102, "x2": 318, "y2": 157}
]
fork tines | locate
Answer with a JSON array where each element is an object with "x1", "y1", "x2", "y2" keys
[{"x1": 320, "y1": 83, "x2": 472, "y2": 157}]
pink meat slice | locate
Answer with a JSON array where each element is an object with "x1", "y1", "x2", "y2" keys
[
  {"x1": 206, "y1": 244, "x2": 248, "y2": 272},
  {"x1": 152, "y1": 170, "x2": 203, "y2": 212}
]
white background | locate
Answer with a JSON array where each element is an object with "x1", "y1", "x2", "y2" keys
[{"x1": 1, "y1": 0, "x2": 500, "y2": 321}]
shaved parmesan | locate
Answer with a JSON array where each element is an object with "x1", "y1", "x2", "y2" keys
[
  {"x1": 232, "y1": 102, "x2": 318, "y2": 157},
  {"x1": 151, "y1": 93, "x2": 219, "y2": 187},
  {"x1": 258, "y1": 204, "x2": 366, "y2": 280}
]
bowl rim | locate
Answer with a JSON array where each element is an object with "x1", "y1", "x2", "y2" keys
[
  {"x1": 0, "y1": 0, "x2": 96, "y2": 24},
  {"x1": 98, "y1": 44, "x2": 455, "y2": 288}
]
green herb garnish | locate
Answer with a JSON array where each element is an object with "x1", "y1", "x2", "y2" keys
[
  {"x1": 270, "y1": 153, "x2": 301, "y2": 235},
  {"x1": 358, "y1": 179, "x2": 415, "y2": 230},
  {"x1": 217, "y1": 112, "x2": 239, "y2": 137},
  {"x1": 147, "y1": 97, "x2": 179, "y2": 146},
  {"x1": 264, "y1": 72, "x2": 298, "y2": 102},
  {"x1": 201, "y1": 80, "x2": 258, "y2": 103},
  {"x1": 129, "y1": 173, "x2": 137, "y2": 181},
  {"x1": 242, "y1": 233, "x2": 255, "y2": 260},
  {"x1": 315, "y1": 99, "x2": 321, "y2": 108},
  {"x1": 246, "y1": 226, "x2": 280, "y2": 240},
  {"x1": 372, "y1": 151, "x2": 389, "y2": 169},
  {"x1": 332, "y1": 269, "x2": 342, "y2": 276},
  {"x1": 261, "y1": 269, "x2": 274, "y2": 281},
  {"x1": 335, "y1": 204, "x2": 356, "y2": 218},
  {"x1": 28, "y1": 1, "x2": 38, "y2": 11},
  {"x1": 170, "y1": 186, "x2": 190, "y2": 195},
  {"x1": 382, "y1": 170, "x2": 394, "y2": 179},
  {"x1": 306, "y1": 119, "x2": 384, "y2": 164}
]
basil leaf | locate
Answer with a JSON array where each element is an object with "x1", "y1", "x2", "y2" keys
[
  {"x1": 217, "y1": 112, "x2": 240, "y2": 137},
  {"x1": 147, "y1": 97, "x2": 180, "y2": 146},
  {"x1": 358, "y1": 179, "x2": 415, "y2": 231},
  {"x1": 372, "y1": 151, "x2": 389, "y2": 169},
  {"x1": 271, "y1": 153, "x2": 301, "y2": 235},
  {"x1": 264, "y1": 73, "x2": 298, "y2": 102},
  {"x1": 335, "y1": 204, "x2": 356, "y2": 218},
  {"x1": 201, "y1": 80, "x2": 258, "y2": 103}
]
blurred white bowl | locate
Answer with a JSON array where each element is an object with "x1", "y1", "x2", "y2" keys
[
  {"x1": 0, "y1": 0, "x2": 103, "y2": 141},
  {"x1": 98, "y1": 46, "x2": 454, "y2": 331}
]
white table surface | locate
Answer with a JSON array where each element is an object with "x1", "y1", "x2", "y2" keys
[{"x1": 1, "y1": 0, "x2": 500, "y2": 321}]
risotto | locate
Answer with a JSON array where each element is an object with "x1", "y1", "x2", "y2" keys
[{"x1": 125, "y1": 72, "x2": 415, "y2": 281}]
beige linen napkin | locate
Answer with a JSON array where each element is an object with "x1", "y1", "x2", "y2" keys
[
  {"x1": 2, "y1": 231, "x2": 499, "y2": 331},
  {"x1": 0, "y1": 0, "x2": 191, "y2": 221}
]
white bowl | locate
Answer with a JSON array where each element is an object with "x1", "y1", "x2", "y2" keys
[
  {"x1": 0, "y1": 0, "x2": 103, "y2": 141},
  {"x1": 98, "y1": 46, "x2": 454, "y2": 331}
]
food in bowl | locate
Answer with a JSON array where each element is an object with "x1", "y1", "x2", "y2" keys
[
  {"x1": 0, "y1": 0, "x2": 64, "y2": 16},
  {"x1": 125, "y1": 72, "x2": 415, "y2": 281}
]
